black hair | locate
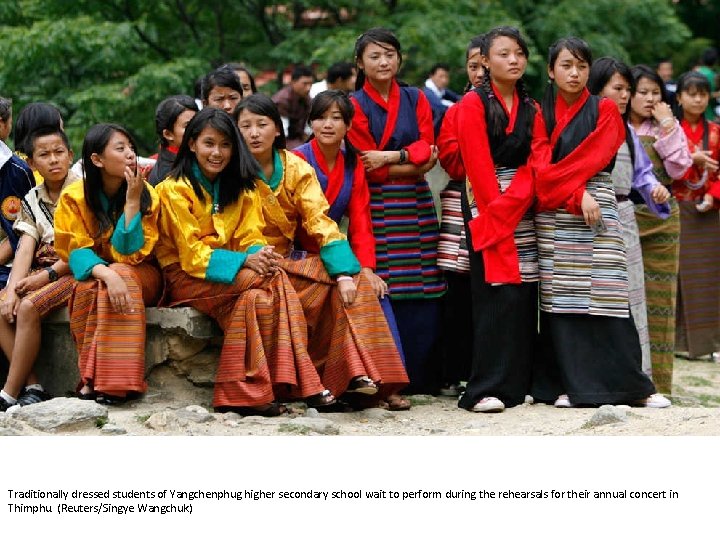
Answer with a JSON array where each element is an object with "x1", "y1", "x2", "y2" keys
[
  {"x1": 655, "y1": 58, "x2": 672, "y2": 69},
  {"x1": 26, "y1": 126, "x2": 71, "y2": 158},
  {"x1": 168, "y1": 107, "x2": 259, "y2": 209},
  {"x1": 13, "y1": 102, "x2": 63, "y2": 155},
  {"x1": 588, "y1": 57, "x2": 634, "y2": 119},
  {"x1": 307, "y1": 90, "x2": 358, "y2": 168},
  {"x1": 700, "y1": 47, "x2": 718, "y2": 67},
  {"x1": 467, "y1": 34, "x2": 486, "y2": 60},
  {"x1": 202, "y1": 66, "x2": 243, "y2": 102},
  {"x1": 193, "y1": 76, "x2": 203, "y2": 100},
  {"x1": 223, "y1": 63, "x2": 258, "y2": 94},
  {"x1": 326, "y1": 62, "x2": 355, "y2": 84},
  {"x1": 82, "y1": 123, "x2": 152, "y2": 235},
  {"x1": 233, "y1": 93, "x2": 287, "y2": 150},
  {"x1": 542, "y1": 37, "x2": 593, "y2": 136},
  {"x1": 155, "y1": 95, "x2": 199, "y2": 148},
  {"x1": 429, "y1": 63, "x2": 450, "y2": 76},
  {"x1": 354, "y1": 28, "x2": 403, "y2": 91},
  {"x1": 480, "y1": 26, "x2": 534, "y2": 139},
  {"x1": 630, "y1": 64, "x2": 668, "y2": 102},
  {"x1": 0, "y1": 96, "x2": 11, "y2": 123},
  {"x1": 674, "y1": 71, "x2": 712, "y2": 120},
  {"x1": 291, "y1": 65, "x2": 314, "y2": 81}
]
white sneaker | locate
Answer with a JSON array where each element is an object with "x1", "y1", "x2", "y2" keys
[
  {"x1": 554, "y1": 394, "x2": 572, "y2": 408},
  {"x1": 640, "y1": 394, "x2": 671, "y2": 408},
  {"x1": 471, "y1": 397, "x2": 505, "y2": 413}
]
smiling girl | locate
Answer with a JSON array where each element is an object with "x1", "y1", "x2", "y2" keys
[
  {"x1": 533, "y1": 38, "x2": 666, "y2": 408},
  {"x1": 672, "y1": 71, "x2": 720, "y2": 360},
  {"x1": 54, "y1": 123, "x2": 162, "y2": 404}
]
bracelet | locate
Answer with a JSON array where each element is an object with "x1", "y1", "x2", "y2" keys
[
  {"x1": 336, "y1": 275, "x2": 353, "y2": 283},
  {"x1": 660, "y1": 117, "x2": 674, "y2": 127},
  {"x1": 399, "y1": 148, "x2": 407, "y2": 164}
]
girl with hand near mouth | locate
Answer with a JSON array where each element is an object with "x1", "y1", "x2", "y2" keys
[{"x1": 54, "y1": 123, "x2": 162, "y2": 405}]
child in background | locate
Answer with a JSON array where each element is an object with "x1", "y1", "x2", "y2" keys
[
  {"x1": 148, "y1": 95, "x2": 198, "y2": 186},
  {"x1": 0, "y1": 127, "x2": 78, "y2": 410}
]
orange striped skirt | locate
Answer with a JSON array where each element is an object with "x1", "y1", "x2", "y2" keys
[
  {"x1": 280, "y1": 256, "x2": 409, "y2": 399},
  {"x1": 25, "y1": 274, "x2": 75, "y2": 316},
  {"x1": 69, "y1": 262, "x2": 162, "y2": 396},
  {"x1": 163, "y1": 263, "x2": 325, "y2": 408}
]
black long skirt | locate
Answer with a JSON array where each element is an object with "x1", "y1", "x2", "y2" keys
[
  {"x1": 458, "y1": 193, "x2": 538, "y2": 409},
  {"x1": 532, "y1": 311, "x2": 656, "y2": 404}
]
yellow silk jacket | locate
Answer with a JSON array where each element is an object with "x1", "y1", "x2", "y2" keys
[{"x1": 155, "y1": 176, "x2": 266, "y2": 282}]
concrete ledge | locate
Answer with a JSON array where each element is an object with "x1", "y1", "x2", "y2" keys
[{"x1": 35, "y1": 307, "x2": 223, "y2": 397}]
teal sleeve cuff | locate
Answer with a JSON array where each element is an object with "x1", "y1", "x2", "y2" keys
[
  {"x1": 69, "y1": 248, "x2": 108, "y2": 280},
  {"x1": 111, "y1": 212, "x2": 144, "y2": 255},
  {"x1": 247, "y1": 244, "x2": 264, "y2": 255},
  {"x1": 206, "y1": 249, "x2": 246, "y2": 284},
  {"x1": 319, "y1": 239, "x2": 361, "y2": 277}
]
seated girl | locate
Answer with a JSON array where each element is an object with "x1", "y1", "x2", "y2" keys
[
  {"x1": 148, "y1": 95, "x2": 198, "y2": 186},
  {"x1": 292, "y1": 90, "x2": 409, "y2": 410},
  {"x1": 234, "y1": 94, "x2": 408, "y2": 407},
  {"x1": 54, "y1": 123, "x2": 162, "y2": 405},
  {"x1": 0, "y1": 127, "x2": 78, "y2": 411},
  {"x1": 155, "y1": 107, "x2": 334, "y2": 416}
]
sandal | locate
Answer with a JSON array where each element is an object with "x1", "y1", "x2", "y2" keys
[
  {"x1": 216, "y1": 402, "x2": 288, "y2": 417},
  {"x1": 95, "y1": 393, "x2": 127, "y2": 406},
  {"x1": 76, "y1": 385, "x2": 96, "y2": 401},
  {"x1": 305, "y1": 389, "x2": 337, "y2": 408},
  {"x1": 381, "y1": 394, "x2": 411, "y2": 411},
  {"x1": 346, "y1": 376, "x2": 378, "y2": 395}
]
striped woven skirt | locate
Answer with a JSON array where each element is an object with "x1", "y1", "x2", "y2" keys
[
  {"x1": 164, "y1": 263, "x2": 325, "y2": 408},
  {"x1": 618, "y1": 200, "x2": 652, "y2": 375},
  {"x1": 369, "y1": 176, "x2": 446, "y2": 300},
  {"x1": 536, "y1": 174, "x2": 628, "y2": 316},
  {"x1": 23, "y1": 274, "x2": 75, "y2": 316},
  {"x1": 437, "y1": 180, "x2": 470, "y2": 274},
  {"x1": 280, "y1": 256, "x2": 409, "y2": 400},
  {"x1": 69, "y1": 262, "x2": 161, "y2": 396},
  {"x1": 676, "y1": 201, "x2": 720, "y2": 357},
  {"x1": 635, "y1": 199, "x2": 680, "y2": 394}
]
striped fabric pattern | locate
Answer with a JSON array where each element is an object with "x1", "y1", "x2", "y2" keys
[
  {"x1": 164, "y1": 263, "x2": 325, "y2": 408},
  {"x1": 467, "y1": 167, "x2": 538, "y2": 282},
  {"x1": 280, "y1": 256, "x2": 409, "y2": 399},
  {"x1": 537, "y1": 174, "x2": 629, "y2": 317},
  {"x1": 69, "y1": 262, "x2": 162, "y2": 396},
  {"x1": 676, "y1": 200, "x2": 720, "y2": 357},
  {"x1": 437, "y1": 180, "x2": 470, "y2": 273},
  {"x1": 634, "y1": 200, "x2": 680, "y2": 394},
  {"x1": 369, "y1": 178, "x2": 446, "y2": 300},
  {"x1": 25, "y1": 274, "x2": 75, "y2": 317}
]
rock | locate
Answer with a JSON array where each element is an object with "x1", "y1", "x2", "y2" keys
[
  {"x1": 166, "y1": 334, "x2": 209, "y2": 361},
  {"x1": 361, "y1": 408, "x2": 394, "y2": 421},
  {"x1": 144, "y1": 411, "x2": 181, "y2": 432},
  {"x1": 10, "y1": 398, "x2": 107, "y2": 432},
  {"x1": 430, "y1": 428, "x2": 446, "y2": 434},
  {"x1": 582, "y1": 405, "x2": 628, "y2": 428},
  {"x1": 462, "y1": 421, "x2": 488, "y2": 431},
  {"x1": 170, "y1": 350, "x2": 218, "y2": 386},
  {"x1": 305, "y1": 407, "x2": 320, "y2": 418},
  {"x1": 101, "y1": 424, "x2": 127, "y2": 435},
  {"x1": 279, "y1": 417, "x2": 339, "y2": 435},
  {"x1": 0, "y1": 414, "x2": 30, "y2": 436},
  {"x1": 222, "y1": 412, "x2": 243, "y2": 422},
  {"x1": 176, "y1": 405, "x2": 215, "y2": 423}
]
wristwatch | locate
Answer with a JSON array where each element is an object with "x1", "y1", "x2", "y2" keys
[{"x1": 45, "y1": 267, "x2": 58, "y2": 282}]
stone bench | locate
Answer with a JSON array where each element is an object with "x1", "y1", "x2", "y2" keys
[{"x1": 35, "y1": 307, "x2": 223, "y2": 397}]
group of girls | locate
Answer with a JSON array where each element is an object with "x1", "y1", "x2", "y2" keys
[{"x1": 2, "y1": 25, "x2": 718, "y2": 417}]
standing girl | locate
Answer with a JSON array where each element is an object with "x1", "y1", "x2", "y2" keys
[
  {"x1": 148, "y1": 95, "x2": 198, "y2": 185},
  {"x1": 629, "y1": 64, "x2": 692, "y2": 393},
  {"x1": 347, "y1": 28, "x2": 444, "y2": 394},
  {"x1": 587, "y1": 57, "x2": 671, "y2": 375},
  {"x1": 54, "y1": 124, "x2": 162, "y2": 404},
  {"x1": 156, "y1": 107, "x2": 332, "y2": 415},
  {"x1": 235, "y1": 94, "x2": 408, "y2": 406},
  {"x1": 673, "y1": 71, "x2": 720, "y2": 359},
  {"x1": 454, "y1": 26, "x2": 542, "y2": 412},
  {"x1": 533, "y1": 38, "x2": 666, "y2": 408}
]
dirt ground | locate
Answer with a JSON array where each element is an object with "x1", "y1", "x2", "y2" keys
[{"x1": 39, "y1": 356, "x2": 719, "y2": 437}]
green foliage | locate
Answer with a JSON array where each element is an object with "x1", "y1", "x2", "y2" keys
[{"x1": 0, "y1": 0, "x2": 693, "y2": 154}]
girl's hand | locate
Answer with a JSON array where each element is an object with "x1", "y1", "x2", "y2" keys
[
  {"x1": 691, "y1": 150, "x2": 719, "y2": 172},
  {"x1": 103, "y1": 269, "x2": 134, "y2": 314},
  {"x1": 1, "y1": 289, "x2": 20, "y2": 324},
  {"x1": 418, "y1": 145, "x2": 439, "y2": 174},
  {"x1": 15, "y1": 272, "x2": 49, "y2": 297},
  {"x1": 125, "y1": 163, "x2": 144, "y2": 207},
  {"x1": 337, "y1": 278, "x2": 357, "y2": 306},
  {"x1": 362, "y1": 267, "x2": 388, "y2": 299},
  {"x1": 581, "y1": 190, "x2": 601, "y2": 226},
  {"x1": 696, "y1": 193, "x2": 714, "y2": 213},
  {"x1": 360, "y1": 150, "x2": 394, "y2": 172},
  {"x1": 651, "y1": 102, "x2": 674, "y2": 125},
  {"x1": 650, "y1": 184, "x2": 670, "y2": 204}
]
